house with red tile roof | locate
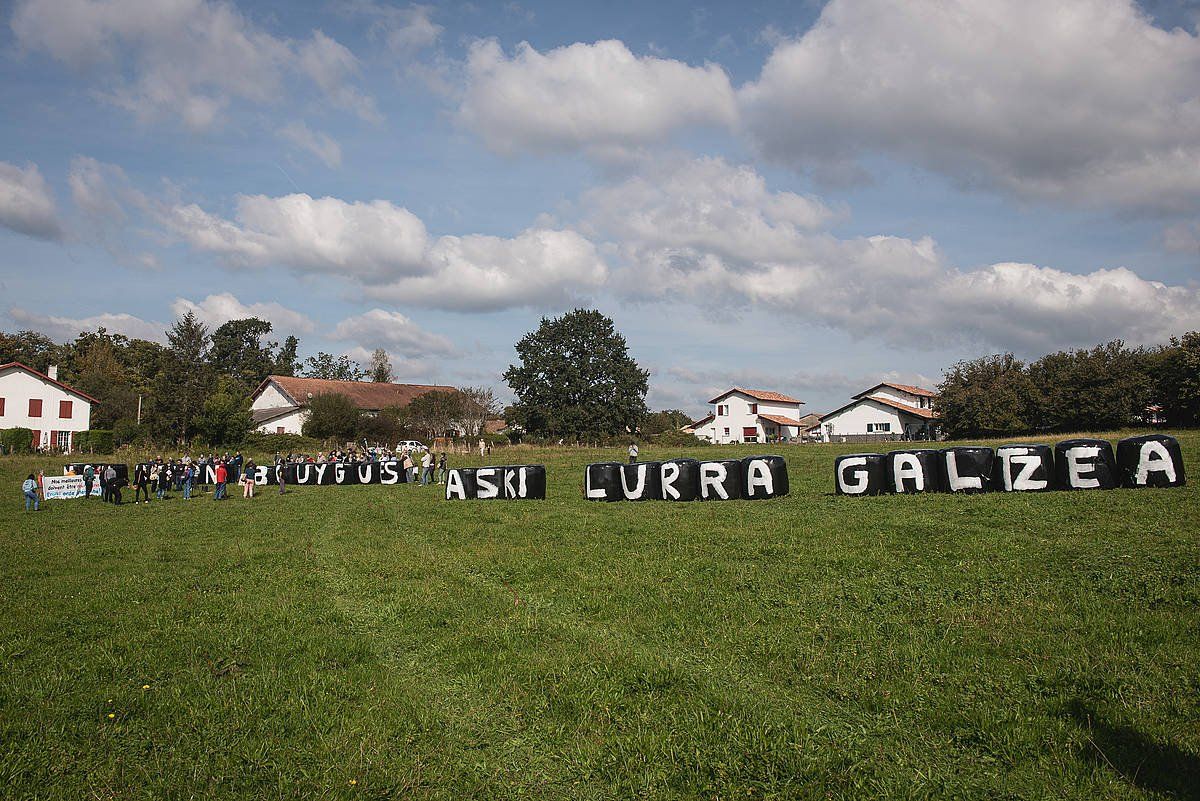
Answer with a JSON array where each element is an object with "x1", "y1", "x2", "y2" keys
[
  {"x1": 249, "y1": 375, "x2": 456, "y2": 435},
  {"x1": 691, "y1": 387, "x2": 805, "y2": 444},
  {"x1": 0, "y1": 362, "x2": 96, "y2": 453},
  {"x1": 817, "y1": 382, "x2": 940, "y2": 442}
]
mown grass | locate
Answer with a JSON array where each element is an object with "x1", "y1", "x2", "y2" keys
[{"x1": 1, "y1": 432, "x2": 1197, "y2": 800}]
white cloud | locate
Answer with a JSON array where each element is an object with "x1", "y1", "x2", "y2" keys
[
  {"x1": 170, "y1": 293, "x2": 314, "y2": 334},
  {"x1": 331, "y1": 308, "x2": 457, "y2": 357},
  {"x1": 278, "y1": 122, "x2": 342, "y2": 168},
  {"x1": 342, "y1": 345, "x2": 440, "y2": 382},
  {"x1": 586, "y1": 157, "x2": 1200, "y2": 352},
  {"x1": 459, "y1": 38, "x2": 737, "y2": 156},
  {"x1": 12, "y1": 0, "x2": 375, "y2": 130},
  {"x1": 8, "y1": 307, "x2": 162, "y2": 342},
  {"x1": 160, "y1": 193, "x2": 430, "y2": 280},
  {"x1": 0, "y1": 161, "x2": 62, "y2": 240},
  {"x1": 162, "y1": 192, "x2": 607, "y2": 311},
  {"x1": 739, "y1": 0, "x2": 1200, "y2": 209},
  {"x1": 355, "y1": 1, "x2": 442, "y2": 57}
]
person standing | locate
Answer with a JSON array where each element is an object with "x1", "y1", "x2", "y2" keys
[
  {"x1": 478, "y1": 438, "x2": 486, "y2": 458},
  {"x1": 628, "y1": 442, "x2": 639, "y2": 464},
  {"x1": 242, "y1": 459, "x2": 256, "y2": 498},
  {"x1": 402, "y1": 450, "x2": 415, "y2": 484},
  {"x1": 83, "y1": 464, "x2": 95, "y2": 500},
  {"x1": 420, "y1": 449, "x2": 433, "y2": 485},
  {"x1": 103, "y1": 465, "x2": 117, "y2": 503},
  {"x1": 134, "y1": 464, "x2": 151, "y2": 504},
  {"x1": 437, "y1": 452, "x2": 447, "y2": 484},
  {"x1": 183, "y1": 463, "x2": 194, "y2": 500},
  {"x1": 275, "y1": 454, "x2": 286, "y2": 495},
  {"x1": 152, "y1": 463, "x2": 165, "y2": 500},
  {"x1": 22, "y1": 474, "x2": 39, "y2": 511},
  {"x1": 214, "y1": 460, "x2": 228, "y2": 500}
]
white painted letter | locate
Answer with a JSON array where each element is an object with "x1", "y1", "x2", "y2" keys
[
  {"x1": 745, "y1": 459, "x2": 773, "y2": 497},
  {"x1": 585, "y1": 466, "x2": 607, "y2": 499},
  {"x1": 445, "y1": 470, "x2": 466, "y2": 500},
  {"x1": 838, "y1": 457, "x2": 869, "y2": 495},
  {"x1": 945, "y1": 451, "x2": 982, "y2": 492},
  {"x1": 700, "y1": 462, "x2": 729, "y2": 500},
  {"x1": 476, "y1": 467, "x2": 499, "y2": 499},
  {"x1": 620, "y1": 464, "x2": 647, "y2": 499},
  {"x1": 1135, "y1": 441, "x2": 1176, "y2": 486},
  {"x1": 892, "y1": 454, "x2": 924, "y2": 493},
  {"x1": 660, "y1": 462, "x2": 681, "y2": 499},
  {"x1": 1065, "y1": 446, "x2": 1100, "y2": 489},
  {"x1": 380, "y1": 462, "x2": 398, "y2": 485}
]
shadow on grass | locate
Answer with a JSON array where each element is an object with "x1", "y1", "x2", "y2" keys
[{"x1": 1064, "y1": 699, "x2": 1200, "y2": 800}]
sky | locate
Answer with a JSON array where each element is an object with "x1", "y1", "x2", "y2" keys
[{"x1": 1, "y1": 0, "x2": 1199, "y2": 417}]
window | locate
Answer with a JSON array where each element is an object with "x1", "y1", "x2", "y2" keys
[
  {"x1": 867, "y1": 422, "x2": 892, "y2": 433},
  {"x1": 59, "y1": 400, "x2": 73, "y2": 418},
  {"x1": 723, "y1": 427, "x2": 730, "y2": 436},
  {"x1": 717, "y1": 404, "x2": 728, "y2": 416},
  {"x1": 0, "y1": 397, "x2": 5, "y2": 416},
  {"x1": 57, "y1": 431, "x2": 71, "y2": 451},
  {"x1": 276, "y1": 426, "x2": 285, "y2": 434},
  {"x1": 749, "y1": 403, "x2": 758, "y2": 414},
  {"x1": 28, "y1": 399, "x2": 42, "y2": 417}
]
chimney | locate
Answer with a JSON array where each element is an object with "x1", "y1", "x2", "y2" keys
[{"x1": 48, "y1": 365, "x2": 59, "y2": 381}]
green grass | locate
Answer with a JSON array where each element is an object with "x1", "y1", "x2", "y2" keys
[{"x1": 1, "y1": 432, "x2": 1197, "y2": 800}]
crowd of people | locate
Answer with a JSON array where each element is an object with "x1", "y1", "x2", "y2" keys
[{"x1": 20, "y1": 443, "x2": 453, "y2": 509}]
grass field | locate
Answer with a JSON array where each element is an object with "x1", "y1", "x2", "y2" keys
[{"x1": 1, "y1": 432, "x2": 1197, "y2": 800}]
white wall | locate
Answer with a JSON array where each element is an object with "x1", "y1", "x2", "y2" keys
[
  {"x1": 255, "y1": 407, "x2": 308, "y2": 435},
  {"x1": 819, "y1": 399, "x2": 902, "y2": 441},
  {"x1": 0, "y1": 367, "x2": 92, "y2": 452},
  {"x1": 252, "y1": 381, "x2": 294, "y2": 411},
  {"x1": 709, "y1": 391, "x2": 803, "y2": 444}
]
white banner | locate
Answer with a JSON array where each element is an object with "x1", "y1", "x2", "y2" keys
[{"x1": 43, "y1": 475, "x2": 87, "y2": 500}]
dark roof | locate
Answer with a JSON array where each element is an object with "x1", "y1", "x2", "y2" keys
[
  {"x1": 708, "y1": 387, "x2": 803, "y2": 404},
  {"x1": 251, "y1": 406, "x2": 297, "y2": 425},
  {"x1": 252, "y1": 375, "x2": 456, "y2": 411},
  {"x1": 0, "y1": 362, "x2": 100, "y2": 404},
  {"x1": 853, "y1": 382, "x2": 936, "y2": 400}
]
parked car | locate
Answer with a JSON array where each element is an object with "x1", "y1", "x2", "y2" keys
[{"x1": 395, "y1": 440, "x2": 425, "y2": 451}]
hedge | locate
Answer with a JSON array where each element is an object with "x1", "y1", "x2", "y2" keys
[
  {"x1": 0, "y1": 427, "x2": 34, "y2": 455},
  {"x1": 74, "y1": 430, "x2": 115, "y2": 454}
]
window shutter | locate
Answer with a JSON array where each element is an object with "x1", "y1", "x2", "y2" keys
[
  {"x1": 59, "y1": 400, "x2": 73, "y2": 418},
  {"x1": 29, "y1": 398, "x2": 42, "y2": 417}
]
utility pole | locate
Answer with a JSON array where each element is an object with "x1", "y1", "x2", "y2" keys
[{"x1": 137, "y1": 394, "x2": 143, "y2": 426}]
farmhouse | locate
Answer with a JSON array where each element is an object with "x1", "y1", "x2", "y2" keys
[
  {"x1": 817, "y1": 382, "x2": 939, "y2": 443},
  {"x1": 691, "y1": 387, "x2": 805, "y2": 444},
  {"x1": 249, "y1": 375, "x2": 455, "y2": 435},
  {"x1": 0, "y1": 362, "x2": 95, "y2": 453}
]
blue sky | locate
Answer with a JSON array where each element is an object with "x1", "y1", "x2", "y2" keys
[{"x1": 2, "y1": 0, "x2": 1199, "y2": 416}]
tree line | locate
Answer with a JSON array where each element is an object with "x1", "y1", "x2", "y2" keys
[
  {"x1": 0, "y1": 313, "x2": 498, "y2": 449},
  {"x1": 936, "y1": 333, "x2": 1200, "y2": 439}
]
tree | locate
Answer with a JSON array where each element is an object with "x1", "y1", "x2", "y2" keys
[
  {"x1": 1027, "y1": 340, "x2": 1151, "y2": 432},
  {"x1": 503, "y1": 309, "x2": 649, "y2": 440},
  {"x1": 274, "y1": 335, "x2": 302, "y2": 376},
  {"x1": 208, "y1": 318, "x2": 276, "y2": 391},
  {"x1": 936, "y1": 353, "x2": 1037, "y2": 439},
  {"x1": 0, "y1": 330, "x2": 62, "y2": 371},
  {"x1": 70, "y1": 333, "x2": 138, "y2": 429},
  {"x1": 406, "y1": 390, "x2": 465, "y2": 440},
  {"x1": 195, "y1": 377, "x2": 253, "y2": 447},
  {"x1": 641, "y1": 409, "x2": 692, "y2": 435},
  {"x1": 304, "y1": 352, "x2": 365, "y2": 381},
  {"x1": 368, "y1": 348, "x2": 393, "y2": 383},
  {"x1": 152, "y1": 312, "x2": 213, "y2": 444},
  {"x1": 1149, "y1": 331, "x2": 1200, "y2": 427},
  {"x1": 302, "y1": 393, "x2": 362, "y2": 441},
  {"x1": 459, "y1": 385, "x2": 500, "y2": 435}
]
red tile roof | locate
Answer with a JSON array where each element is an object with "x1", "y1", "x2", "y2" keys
[
  {"x1": 757, "y1": 413, "x2": 803, "y2": 427},
  {"x1": 853, "y1": 382, "x2": 936, "y2": 400},
  {"x1": 254, "y1": 375, "x2": 456, "y2": 411},
  {"x1": 863, "y1": 394, "x2": 939, "y2": 420},
  {"x1": 0, "y1": 362, "x2": 100, "y2": 404},
  {"x1": 708, "y1": 387, "x2": 803, "y2": 404}
]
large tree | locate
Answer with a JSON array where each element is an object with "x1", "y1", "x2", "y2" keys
[
  {"x1": 1151, "y1": 331, "x2": 1200, "y2": 427},
  {"x1": 368, "y1": 348, "x2": 393, "y2": 383},
  {"x1": 302, "y1": 393, "x2": 362, "y2": 441},
  {"x1": 304, "y1": 352, "x2": 366, "y2": 381},
  {"x1": 406, "y1": 390, "x2": 465, "y2": 440},
  {"x1": 152, "y1": 312, "x2": 213, "y2": 443},
  {"x1": 459, "y1": 385, "x2": 500, "y2": 435},
  {"x1": 503, "y1": 309, "x2": 648, "y2": 440},
  {"x1": 208, "y1": 317, "x2": 277, "y2": 391},
  {"x1": 274, "y1": 335, "x2": 302, "y2": 376},
  {"x1": 936, "y1": 353, "x2": 1038, "y2": 439},
  {"x1": 1027, "y1": 340, "x2": 1151, "y2": 432}
]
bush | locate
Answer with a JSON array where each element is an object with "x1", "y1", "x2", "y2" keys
[
  {"x1": 75, "y1": 429, "x2": 114, "y2": 454},
  {"x1": 0, "y1": 427, "x2": 34, "y2": 455},
  {"x1": 302, "y1": 394, "x2": 362, "y2": 441},
  {"x1": 113, "y1": 419, "x2": 151, "y2": 447},
  {"x1": 245, "y1": 432, "x2": 322, "y2": 455}
]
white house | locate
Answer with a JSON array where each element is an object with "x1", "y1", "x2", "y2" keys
[
  {"x1": 249, "y1": 375, "x2": 456, "y2": 435},
  {"x1": 691, "y1": 388, "x2": 805, "y2": 444},
  {"x1": 0, "y1": 362, "x2": 95, "y2": 453},
  {"x1": 818, "y1": 382, "x2": 939, "y2": 443}
]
